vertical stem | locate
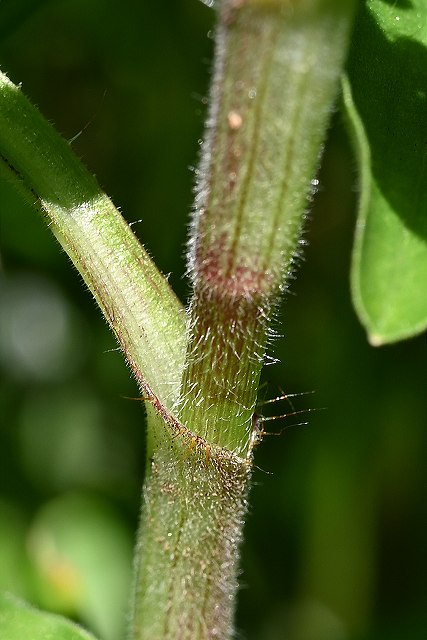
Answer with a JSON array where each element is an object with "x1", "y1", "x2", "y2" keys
[
  {"x1": 131, "y1": 1, "x2": 356, "y2": 638},
  {"x1": 131, "y1": 410, "x2": 250, "y2": 640},
  {"x1": 178, "y1": 0, "x2": 357, "y2": 455}
]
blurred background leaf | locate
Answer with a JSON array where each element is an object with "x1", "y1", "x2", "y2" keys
[
  {"x1": 0, "y1": 1, "x2": 426, "y2": 639},
  {"x1": 27, "y1": 493, "x2": 133, "y2": 640},
  {"x1": 0, "y1": 591, "x2": 98, "y2": 640},
  {"x1": 0, "y1": 0, "x2": 50, "y2": 41}
]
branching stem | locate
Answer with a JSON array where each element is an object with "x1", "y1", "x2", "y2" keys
[{"x1": 0, "y1": 1, "x2": 356, "y2": 638}]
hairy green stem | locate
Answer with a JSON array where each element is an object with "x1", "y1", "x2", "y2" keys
[
  {"x1": 131, "y1": 408, "x2": 250, "y2": 640},
  {"x1": 0, "y1": 71, "x2": 186, "y2": 409},
  {"x1": 132, "y1": 1, "x2": 356, "y2": 638},
  {"x1": 0, "y1": 1, "x2": 356, "y2": 637},
  {"x1": 179, "y1": 0, "x2": 357, "y2": 456}
]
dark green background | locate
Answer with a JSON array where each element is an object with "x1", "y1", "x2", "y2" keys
[{"x1": 0, "y1": 1, "x2": 426, "y2": 639}]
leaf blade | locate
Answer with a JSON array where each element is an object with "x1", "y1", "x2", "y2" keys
[{"x1": 346, "y1": 0, "x2": 427, "y2": 344}]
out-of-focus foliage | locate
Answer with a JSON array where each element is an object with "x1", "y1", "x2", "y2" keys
[
  {"x1": 346, "y1": 0, "x2": 427, "y2": 345},
  {"x1": 0, "y1": 1, "x2": 426, "y2": 639},
  {"x1": 0, "y1": 592, "x2": 98, "y2": 640},
  {"x1": 0, "y1": 0, "x2": 48, "y2": 40}
]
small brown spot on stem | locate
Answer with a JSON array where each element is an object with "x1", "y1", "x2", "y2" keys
[{"x1": 227, "y1": 110, "x2": 243, "y2": 130}]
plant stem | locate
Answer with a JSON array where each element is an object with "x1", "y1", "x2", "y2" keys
[
  {"x1": 0, "y1": 2, "x2": 356, "y2": 637},
  {"x1": 130, "y1": 408, "x2": 250, "y2": 640},
  {"x1": 132, "y1": 1, "x2": 356, "y2": 638},
  {"x1": 0, "y1": 71, "x2": 186, "y2": 410},
  {"x1": 178, "y1": 0, "x2": 357, "y2": 456}
]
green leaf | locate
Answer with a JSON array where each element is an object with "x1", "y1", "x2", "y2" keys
[
  {"x1": 0, "y1": 502, "x2": 35, "y2": 599},
  {"x1": 0, "y1": 592, "x2": 98, "y2": 640},
  {"x1": 345, "y1": 0, "x2": 427, "y2": 345},
  {"x1": 27, "y1": 493, "x2": 132, "y2": 640}
]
